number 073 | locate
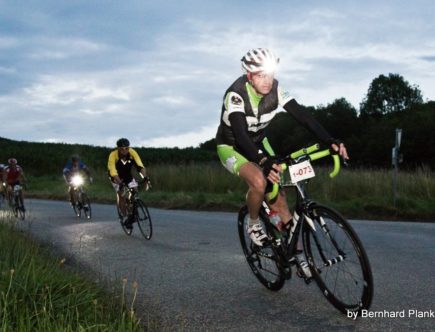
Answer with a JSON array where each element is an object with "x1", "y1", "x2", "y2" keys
[{"x1": 289, "y1": 160, "x2": 316, "y2": 183}]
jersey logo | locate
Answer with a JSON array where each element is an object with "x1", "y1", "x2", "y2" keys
[{"x1": 231, "y1": 95, "x2": 242, "y2": 106}]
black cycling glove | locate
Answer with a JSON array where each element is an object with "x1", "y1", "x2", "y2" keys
[{"x1": 259, "y1": 158, "x2": 276, "y2": 178}]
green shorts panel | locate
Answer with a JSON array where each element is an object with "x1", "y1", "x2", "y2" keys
[{"x1": 217, "y1": 145, "x2": 249, "y2": 176}]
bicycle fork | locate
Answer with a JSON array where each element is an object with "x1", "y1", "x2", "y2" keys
[{"x1": 308, "y1": 213, "x2": 346, "y2": 268}]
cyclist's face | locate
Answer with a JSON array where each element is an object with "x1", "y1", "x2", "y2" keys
[
  {"x1": 118, "y1": 147, "x2": 129, "y2": 158},
  {"x1": 249, "y1": 71, "x2": 274, "y2": 95}
]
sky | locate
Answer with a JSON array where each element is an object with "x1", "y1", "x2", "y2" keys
[{"x1": 1, "y1": 0, "x2": 435, "y2": 148}]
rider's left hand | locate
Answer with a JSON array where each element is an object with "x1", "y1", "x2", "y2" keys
[
  {"x1": 144, "y1": 176, "x2": 152, "y2": 191},
  {"x1": 331, "y1": 141, "x2": 349, "y2": 161}
]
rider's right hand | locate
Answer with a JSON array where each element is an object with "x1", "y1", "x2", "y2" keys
[{"x1": 259, "y1": 158, "x2": 281, "y2": 183}]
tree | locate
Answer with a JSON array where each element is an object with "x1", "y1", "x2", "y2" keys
[
  {"x1": 313, "y1": 98, "x2": 359, "y2": 141},
  {"x1": 360, "y1": 73, "x2": 423, "y2": 117}
]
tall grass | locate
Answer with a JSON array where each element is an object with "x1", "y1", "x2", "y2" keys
[
  {"x1": 0, "y1": 221, "x2": 146, "y2": 331},
  {"x1": 25, "y1": 162, "x2": 435, "y2": 220}
]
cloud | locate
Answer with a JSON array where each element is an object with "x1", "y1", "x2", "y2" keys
[
  {"x1": 0, "y1": 1, "x2": 435, "y2": 148},
  {"x1": 140, "y1": 124, "x2": 217, "y2": 148}
]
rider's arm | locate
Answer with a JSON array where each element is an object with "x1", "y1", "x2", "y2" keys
[
  {"x1": 107, "y1": 151, "x2": 119, "y2": 178},
  {"x1": 228, "y1": 112, "x2": 265, "y2": 164},
  {"x1": 283, "y1": 99, "x2": 334, "y2": 145},
  {"x1": 129, "y1": 148, "x2": 145, "y2": 170},
  {"x1": 81, "y1": 163, "x2": 92, "y2": 178}
]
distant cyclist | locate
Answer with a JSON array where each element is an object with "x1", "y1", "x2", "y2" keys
[
  {"x1": 2, "y1": 158, "x2": 27, "y2": 208},
  {"x1": 0, "y1": 163, "x2": 6, "y2": 205},
  {"x1": 107, "y1": 138, "x2": 150, "y2": 230},
  {"x1": 216, "y1": 48, "x2": 349, "y2": 258},
  {"x1": 63, "y1": 155, "x2": 92, "y2": 206}
]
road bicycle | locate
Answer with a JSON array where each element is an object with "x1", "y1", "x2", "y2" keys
[
  {"x1": 70, "y1": 174, "x2": 92, "y2": 220},
  {"x1": 238, "y1": 144, "x2": 373, "y2": 315},
  {"x1": 7, "y1": 184, "x2": 26, "y2": 220},
  {"x1": 117, "y1": 179, "x2": 152, "y2": 240}
]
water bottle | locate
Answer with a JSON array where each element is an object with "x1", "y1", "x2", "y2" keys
[{"x1": 268, "y1": 210, "x2": 281, "y2": 229}]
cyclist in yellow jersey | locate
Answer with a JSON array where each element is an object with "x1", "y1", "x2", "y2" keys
[{"x1": 107, "y1": 138, "x2": 149, "y2": 230}]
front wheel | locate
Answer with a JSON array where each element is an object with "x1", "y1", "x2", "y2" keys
[
  {"x1": 135, "y1": 199, "x2": 152, "y2": 240},
  {"x1": 302, "y1": 204, "x2": 373, "y2": 315},
  {"x1": 81, "y1": 193, "x2": 92, "y2": 220},
  {"x1": 72, "y1": 190, "x2": 81, "y2": 217},
  {"x1": 238, "y1": 206, "x2": 285, "y2": 291},
  {"x1": 14, "y1": 195, "x2": 25, "y2": 220},
  {"x1": 117, "y1": 204, "x2": 132, "y2": 236}
]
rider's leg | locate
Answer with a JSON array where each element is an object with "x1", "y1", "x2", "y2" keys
[
  {"x1": 269, "y1": 190, "x2": 304, "y2": 251},
  {"x1": 239, "y1": 162, "x2": 267, "y2": 222},
  {"x1": 68, "y1": 186, "x2": 75, "y2": 205},
  {"x1": 217, "y1": 145, "x2": 267, "y2": 245},
  {"x1": 268, "y1": 190, "x2": 292, "y2": 224},
  {"x1": 117, "y1": 191, "x2": 128, "y2": 217}
]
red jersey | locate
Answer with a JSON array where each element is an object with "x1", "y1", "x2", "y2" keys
[{"x1": 5, "y1": 166, "x2": 23, "y2": 185}]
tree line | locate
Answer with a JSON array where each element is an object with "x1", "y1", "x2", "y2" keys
[
  {"x1": 1, "y1": 73, "x2": 434, "y2": 177},
  {"x1": 202, "y1": 73, "x2": 435, "y2": 169}
]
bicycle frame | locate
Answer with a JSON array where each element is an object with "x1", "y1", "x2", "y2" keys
[
  {"x1": 239, "y1": 144, "x2": 373, "y2": 313},
  {"x1": 260, "y1": 144, "x2": 342, "y2": 267}
]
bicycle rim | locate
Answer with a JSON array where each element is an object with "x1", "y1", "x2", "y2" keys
[
  {"x1": 238, "y1": 206, "x2": 285, "y2": 291},
  {"x1": 136, "y1": 200, "x2": 152, "y2": 240},
  {"x1": 303, "y1": 204, "x2": 373, "y2": 314}
]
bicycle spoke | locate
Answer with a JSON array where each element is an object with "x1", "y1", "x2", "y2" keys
[
  {"x1": 304, "y1": 204, "x2": 373, "y2": 314},
  {"x1": 238, "y1": 206, "x2": 285, "y2": 291}
]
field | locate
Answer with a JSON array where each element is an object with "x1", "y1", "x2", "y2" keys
[{"x1": 26, "y1": 162, "x2": 435, "y2": 221}]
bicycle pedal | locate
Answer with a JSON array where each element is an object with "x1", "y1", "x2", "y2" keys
[{"x1": 296, "y1": 269, "x2": 313, "y2": 284}]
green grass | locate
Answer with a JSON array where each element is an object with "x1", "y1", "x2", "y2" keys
[
  {"x1": 0, "y1": 221, "x2": 152, "y2": 331},
  {"x1": 25, "y1": 163, "x2": 435, "y2": 220}
]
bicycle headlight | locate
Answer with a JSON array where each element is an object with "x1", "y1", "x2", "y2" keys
[{"x1": 71, "y1": 175, "x2": 84, "y2": 187}]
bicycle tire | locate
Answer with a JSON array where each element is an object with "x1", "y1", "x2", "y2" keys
[
  {"x1": 238, "y1": 206, "x2": 285, "y2": 291},
  {"x1": 117, "y1": 204, "x2": 132, "y2": 236},
  {"x1": 302, "y1": 204, "x2": 374, "y2": 315},
  {"x1": 72, "y1": 191, "x2": 81, "y2": 218},
  {"x1": 18, "y1": 196, "x2": 25, "y2": 220},
  {"x1": 135, "y1": 199, "x2": 152, "y2": 240},
  {"x1": 12, "y1": 196, "x2": 19, "y2": 218},
  {"x1": 81, "y1": 193, "x2": 92, "y2": 220}
]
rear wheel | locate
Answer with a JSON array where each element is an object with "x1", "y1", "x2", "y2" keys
[
  {"x1": 238, "y1": 206, "x2": 285, "y2": 291},
  {"x1": 303, "y1": 204, "x2": 373, "y2": 315},
  {"x1": 135, "y1": 199, "x2": 152, "y2": 240}
]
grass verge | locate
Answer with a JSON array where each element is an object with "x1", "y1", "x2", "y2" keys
[{"x1": 0, "y1": 220, "x2": 152, "y2": 331}]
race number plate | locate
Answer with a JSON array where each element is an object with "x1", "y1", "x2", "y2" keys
[{"x1": 289, "y1": 160, "x2": 315, "y2": 184}]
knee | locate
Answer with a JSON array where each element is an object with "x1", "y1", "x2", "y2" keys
[{"x1": 248, "y1": 175, "x2": 267, "y2": 193}]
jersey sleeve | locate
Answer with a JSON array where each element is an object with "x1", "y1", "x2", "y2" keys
[
  {"x1": 225, "y1": 92, "x2": 245, "y2": 115},
  {"x1": 107, "y1": 151, "x2": 119, "y2": 177},
  {"x1": 277, "y1": 85, "x2": 294, "y2": 107},
  {"x1": 129, "y1": 148, "x2": 145, "y2": 169}
]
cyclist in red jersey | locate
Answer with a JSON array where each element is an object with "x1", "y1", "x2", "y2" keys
[{"x1": 2, "y1": 158, "x2": 27, "y2": 207}]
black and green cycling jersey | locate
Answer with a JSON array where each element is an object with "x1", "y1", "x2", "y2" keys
[{"x1": 215, "y1": 75, "x2": 334, "y2": 164}]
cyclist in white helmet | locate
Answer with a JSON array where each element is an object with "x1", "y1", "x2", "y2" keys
[{"x1": 216, "y1": 48, "x2": 349, "y2": 252}]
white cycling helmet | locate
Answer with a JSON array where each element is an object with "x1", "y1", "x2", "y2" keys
[{"x1": 241, "y1": 48, "x2": 280, "y2": 74}]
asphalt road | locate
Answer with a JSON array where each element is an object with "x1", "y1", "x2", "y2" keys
[{"x1": 7, "y1": 199, "x2": 435, "y2": 331}]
